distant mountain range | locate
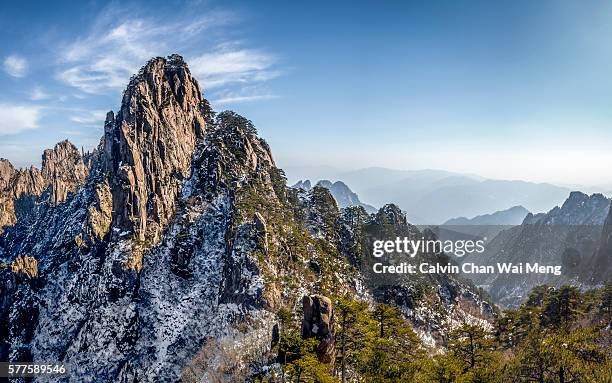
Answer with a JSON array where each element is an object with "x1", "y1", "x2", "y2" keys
[
  {"x1": 285, "y1": 167, "x2": 573, "y2": 224},
  {"x1": 444, "y1": 205, "x2": 530, "y2": 226},
  {"x1": 439, "y1": 206, "x2": 531, "y2": 240},
  {"x1": 293, "y1": 179, "x2": 377, "y2": 213},
  {"x1": 463, "y1": 191, "x2": 611, "y2": 307}
]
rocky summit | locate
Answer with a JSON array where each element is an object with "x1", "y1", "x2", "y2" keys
[
  {"x1": 0, "y1": 55, "x2": 494, "y2": 382},
  {"x1": 0, "y1": 140, "x2": 88, "y2": 233}
]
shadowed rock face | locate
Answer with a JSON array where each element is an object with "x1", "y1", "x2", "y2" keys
[
  {"x1": 102, "y1": 54, "x2": 209, "y2": 244},
  {"x1": 593, "y1": 206, "x2": 612, "y2": 282},
  {"x1": 301, "y1": 295, "x2": 336, "y2": 364},
  {"x1": 470, "y1": 192, "x2": 612, "y2": 307}
]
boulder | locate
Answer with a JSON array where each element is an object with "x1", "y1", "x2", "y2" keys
[{"x1": 301, "y1": 295, "x2": 336, "y2": 364}]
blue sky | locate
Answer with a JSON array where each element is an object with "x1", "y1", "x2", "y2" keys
[{"x1": 1, "y1": 0, "x2": 612, "y2": 187}]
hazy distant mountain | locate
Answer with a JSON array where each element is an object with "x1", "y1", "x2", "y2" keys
[
  {"x1": 593, "y1": 203, "x2": 612, "y2": 283},
  {"x1": 297, "y1": 167, "x2": 571, "y2": 224},
  {"x1": 465, "y1": 191, "x2": 611, "y2": 307},
  {"x1": 283, "y1": 165, "x2": 347, "y2": 185},
  {"x1": 444, "y1": 206, "x2": 530, "y2": 226},
  {"x1": 293, "y1": 179, "x2": 377, "y2": 213},
  {"x1": 440, "y1": 206, "x2": 530, "y2": 240}
]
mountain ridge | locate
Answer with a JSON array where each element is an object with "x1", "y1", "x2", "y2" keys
[
  {"x1": 444, "y1": 205, "x2": 530, "y2": 226},
  {"x1": 465, "y1": 191, "x2": 611, "y2": 306},
  {"x1": 0, "y1": 55, "x2": 494, "y2": 381},
  {"x1": 285, "y1": 167, "x2": 571, "y2": 224}
]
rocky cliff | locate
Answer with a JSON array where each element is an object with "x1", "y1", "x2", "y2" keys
[
  {"x1": 0, "y1": 140, "x2": 88, "y2": 233},
  {"x1": 0, "y1": 55, "x2": 494, "y2": 382},
  {"x1": 42, "y1": 140, "x2": 89, "y2": 206},
  {"x1": 102, "y1": 54, "x2": 209, "y2": 249}
]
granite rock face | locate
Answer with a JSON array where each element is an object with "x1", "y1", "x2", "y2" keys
[
  {"x1": 102, "y1": 54, "x2": 209, "y2": 246},
  {"x1": 0, "y1": 162, "x2": 47, "y2": 227},
  {"x1": 42, "y1": 140, "x2": 89, "y2": 206},
  {"x1": 0, "y1": 55, "x2": 282, "y2": 382},
  {"x1": 301, "y1": 295, "x2": 336, "y2": 364},
  {"x1": 0, "y1": 141, "x2": 87, "y2": 232},
  {"x1": 0, "y1": 159, "x2": 18, "y2": 229}
]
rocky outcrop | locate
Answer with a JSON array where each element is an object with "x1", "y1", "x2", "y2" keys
[
  {"x1": 42, "y1": 140, "x2": 88, "y2": 206},
  {"x1": 87, "y1": 180, "x2": 113, "y2": 240},
  {"x1": 101, "y1": 54, "x2": 210, "y2": 246},
  {"x1": 0, "y1": 55, "x2": 289, "y2": 382},
  {"x1": 10, "y1": 255, "x2": 38, "y2": 279},
  {"x1": 0, "y1": 163, "x2": 46, "y2": 231},
  {"x1": 0, "y1": 159, "x2": 16, "y2": 191},
  {"x1": 0, "y1": 141, "x2": 88, "y2": 232},
  {"x1": 0, "y1": 159, "x2": 17, "y2": 229},
  {"x1": 301, "y1": 295, "x2": 336, "y2": 364}
]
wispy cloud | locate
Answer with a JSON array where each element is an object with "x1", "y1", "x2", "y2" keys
[
  {"x1": 212, "y1": 86, "x2": 278, "y2": 105},
  {"x1": 30, "y1": 86, "x2": 50, "y2": 101},
  {"x1": 3, "y1": 55, "x2": 28, "y2": 78},
  {"x1": 69, "y1": 110, "x2": 108, "y2": 125},
  {"x1": 190, "y1": 48, "x2": 279, "y2": 89},
  {"x1": 0, "y1": 104, "x2": 41, "y2": 135},
  {"x1": 55, "y1": 4, "x2": 280, "y2": 102},
  {"x1": 213, "y1": 94, "x2": 278, "y2": 104}
]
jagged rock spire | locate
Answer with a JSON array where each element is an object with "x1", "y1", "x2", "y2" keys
[
  {"x1": 0, "y1": 141, "x2": 88, "y2": 232},
  {"x1": 42, "y1": 140, "x2": 88, "y2": 205},
  {"x1": 102, "y1": 54, "x2": 211, "y2": 244}
]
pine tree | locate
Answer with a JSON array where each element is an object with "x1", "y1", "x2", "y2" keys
[{"x1": 334, "y1": 297, "x2": 374, "y2": 383}]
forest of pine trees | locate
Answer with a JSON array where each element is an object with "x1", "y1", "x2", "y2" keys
[{"x1": 263, "y1": 284, "x2": 611, "y2": 383}]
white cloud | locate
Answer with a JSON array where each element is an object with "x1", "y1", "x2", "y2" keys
[
  {"x1": 190, "y1": 49, "x2": 279, "y2": 89},
  {"x1": 30, "y1": 86, "x2": 50, "y2": 100},
  {"x1": 213, "y1": 94, "x2": 277, "y2": 104},
  {"x1": 3, "y1": 55, "x2": 28, "y2": 78},
  {"x1": 55, "y1": 5, "x2": 279, "y2": 102},
  {"x1": 0, "y1": 104, "x2": 41, "y2": 135},
  {"x1": 212, "y1": 87, "x2": 278, "y2": 105},
  {"x1": 69, "y1": 110, "x2": 108, "y2": 125}
]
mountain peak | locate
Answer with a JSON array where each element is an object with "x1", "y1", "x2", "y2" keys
[
  {"x1": 42, "y1": 139, "x2": 88, "y2": 205},
  {"x1": 0, "y1": 158, "x2": 15, "y2": 189},
  {"x1": 102, "y1": 54, "x2": 212, "y2": 245}
]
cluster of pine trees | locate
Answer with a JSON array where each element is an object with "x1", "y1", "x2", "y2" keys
[{"x1": 265, "y1": 284, "x2": 611, "y2": 382}]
